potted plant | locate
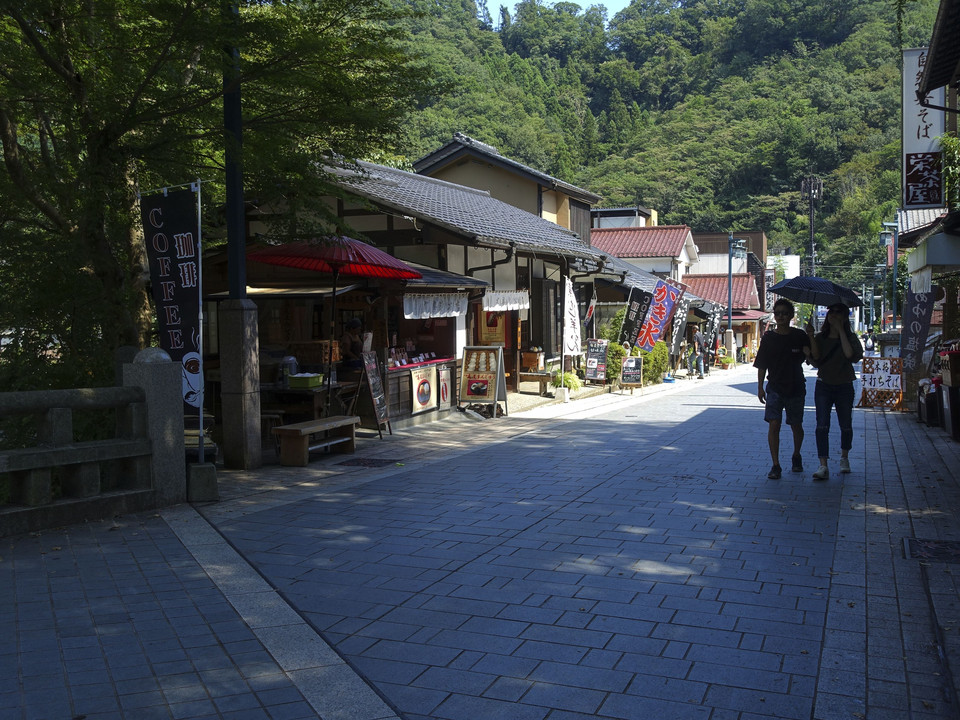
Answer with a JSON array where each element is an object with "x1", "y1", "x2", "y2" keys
[{"x1": 719, "y1": 356, "x2": 736, "y2": 369}]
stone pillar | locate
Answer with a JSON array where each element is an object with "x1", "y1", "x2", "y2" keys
[
  {"x1": 219, "y1": 299, "x2": 262, "y2": 469},
  {"x1": 122, "y1": 348, "x2": 186, "y2": 505}
]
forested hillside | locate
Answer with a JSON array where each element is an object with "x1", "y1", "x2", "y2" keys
[{"x1": 393, "y1": 0, "x2": 939, "y2": 289}]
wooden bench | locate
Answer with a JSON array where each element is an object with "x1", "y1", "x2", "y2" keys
[
  {"x1": 272, "y1": 415, "x2": 360, "y2": 467},
  {"x1": 517, "y1": 371, "x2": 552, "y2": 396}
]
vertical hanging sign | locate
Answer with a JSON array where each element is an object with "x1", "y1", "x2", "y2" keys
[
  {"x1": 902, "y1": 48, "x2": 945, "y2": 210},
  {"x1": 139, "y1": 187, "x2": 203, "y2": 412}
]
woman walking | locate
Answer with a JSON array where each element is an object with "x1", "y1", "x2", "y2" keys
[{"x1": 809, "y1": 304, "x2": 864, "y2": 480}]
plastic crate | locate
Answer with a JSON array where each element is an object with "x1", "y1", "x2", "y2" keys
[{"x1": 288, "y1": 373, "x2": 323, "y2": 388}]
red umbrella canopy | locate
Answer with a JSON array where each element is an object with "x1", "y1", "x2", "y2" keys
[{"x1": 248, "y1": 236, "x2": 422, "y2": 280}]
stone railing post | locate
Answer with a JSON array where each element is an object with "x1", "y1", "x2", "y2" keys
[{"x1": 122, "y1": 348, "x2": 186, "y2": 506}]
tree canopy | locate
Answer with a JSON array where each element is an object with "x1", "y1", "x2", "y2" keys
[{"x1": 0, "y1": 0, "x2": 434, "y2": 388}]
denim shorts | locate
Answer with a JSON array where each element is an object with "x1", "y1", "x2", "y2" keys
[{"x1": 764, "y1": 388, "x2": 804, "y2": 425}]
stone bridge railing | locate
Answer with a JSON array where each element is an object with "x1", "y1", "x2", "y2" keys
[{"x1": 0, "y1": 355, "x2": 187, "y2": 537}]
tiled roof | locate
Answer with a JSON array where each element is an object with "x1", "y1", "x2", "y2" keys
[
  {"x1": 412, "y1": 133, "x2": 602, "y2": 204},
  {"x1": 332, "y1": 161, "x2": 604, "y2": 264},
  {"x1": 682, "y1": 273, "x2": 760, "y2": 309},
  {"x1": 591, "y1": 226, "x2": 692, "y2": 259},
  {"x1": 599, "y1": 254, "x2": 703, "y2": 303}
]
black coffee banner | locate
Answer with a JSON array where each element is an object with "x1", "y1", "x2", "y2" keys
[
  {"x1": 618, "y1": 287, "x2": 654, "y2": 349},
  {"x1": 139, "y1": 188, "x2": 203, "y2": 409}
]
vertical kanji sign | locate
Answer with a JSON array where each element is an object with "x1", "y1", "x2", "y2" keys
[
  {"x1": 618, "y1": 287, "x2": 653, "y2": 349},
  {"x1": 140, "y1": 188, "x2": 203, "y2": 411},
  {"x1": 899, "y1": 291, "x2": 935, "y2": 373},
  {"x1": 903, "y1": 48, "x2": 945, "y2": 210}
]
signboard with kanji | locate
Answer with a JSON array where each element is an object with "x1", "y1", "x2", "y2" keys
[
  {"x1": 585, "y1": 339, "x2": 608, "y2": 381},
  {"x1": 618, "y1": 287, "x2": 653, "y2": 348},
  {"x1": 902, "y1": 48, "x2": 945, "y2": 210},
  {"x1": 859, "y1": 357, "x2": 903, "y2": 410},
  {"x1": 899, "y1": 291, "x2": 935, "y2": 374}
]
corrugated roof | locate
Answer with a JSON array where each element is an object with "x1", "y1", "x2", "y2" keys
[
  {"x1": 591, "y1": 226, "x2": 692, "y2": 258},
  {"x1": 412, "y1": 133, "x2": 602, "y2": 205},
  {"x1": 682, "y1": 274, "x2": 760, "y2": 309},
  {"x1": 332, "y1": 161, "x2": 605, "y2": 264}
]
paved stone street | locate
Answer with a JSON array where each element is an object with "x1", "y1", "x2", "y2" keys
[{"x1": 4, "y1": 364, "x2": 960, "y2": 719}]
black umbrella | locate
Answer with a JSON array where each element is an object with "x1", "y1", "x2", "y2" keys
[{"x1": 769, "y1": 276, "x2": 862, "y2": 308}]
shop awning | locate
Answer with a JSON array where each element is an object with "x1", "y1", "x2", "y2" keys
[
  {"x1": 403, "y1": 262, "x2": 489, "y2": 289},
  {"x1": 403, "y1": 292, "x2": 470, "y2": 319},
  {"x1": 482, "y1": 290, "x2": 530, "y2": 311},
  {"x1": 731, "y1": 310, "x2": 771, "y2": 321}
]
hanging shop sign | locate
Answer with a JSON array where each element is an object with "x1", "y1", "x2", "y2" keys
[
  {"x1": 899, "y1": 290, "x2": 935, "y2": 374},
  {"x1": 902, "y1": 48, "x2": 945, "y2": 210}
]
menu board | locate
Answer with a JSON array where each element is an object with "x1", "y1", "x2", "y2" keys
[
  {"x1": 585, "y1": 339, "x2": 608, "y2": 381},
  {"x1": 620, "y1": 355, "x2": 644, "y2": 386},
  {"x1": 459, "y1": 346, "x2": 508, "y2": 413},
  {"x1": 361, "y1": 351, "x2": 389, "y2": 427}
]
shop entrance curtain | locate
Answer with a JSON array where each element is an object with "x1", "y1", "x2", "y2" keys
[
  {"x1": 403, "y1": 293, "x2": 469, "y2": 319},
  {"x1": 482, "y1": 291, "x2": 530, "y2": 311}
]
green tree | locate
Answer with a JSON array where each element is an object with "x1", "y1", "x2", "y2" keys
[{"x1": 0, "y1": 0, "x2": 433, "y2": 389}]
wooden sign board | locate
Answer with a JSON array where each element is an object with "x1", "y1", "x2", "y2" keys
[
  {"x1": 459, "y1": 346, "x2": 509, "y2": 415},
  {"x1": 359, "y1": 351, "x2": 390, "y2": 436},
  {"x1": 859, "y1": 357, "x2": 903, "y2": 410},
  {"x1": 585, "y1": 339, "x2": 608, "y2": 382},
  {"x1": 620, "y1": 355, "x2": 644, "y2": 389}
]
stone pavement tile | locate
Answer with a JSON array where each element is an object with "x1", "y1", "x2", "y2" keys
[
  {"x1": 431, "y1": 692, "x2": 551, "y2": 720},
  {"x1": 598, "y1": 692, "x2": 711, "y2": 719}
]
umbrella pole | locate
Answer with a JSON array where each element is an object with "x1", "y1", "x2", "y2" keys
[{"x1": 326, "y1": 269, "x2": 339, "y2": 418}]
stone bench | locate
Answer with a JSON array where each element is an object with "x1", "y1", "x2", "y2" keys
[{"x1": 272, "y1": 415, "x2": 360, "y2": 467}]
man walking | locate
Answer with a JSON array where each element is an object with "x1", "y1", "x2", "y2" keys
[
  {"x1": 688, "y1": 324, "x2": 706, "y2": 379},
  {"x1": 753, "y1": 299, "x2": 812, "y2": 479}
]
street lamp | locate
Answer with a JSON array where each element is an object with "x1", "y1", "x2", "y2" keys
[
  {"x1": 727, "y1": 232, "x2": 747, "y2": 359},
  {"x1": 875, "y1": 264, "x2": 887, "y2": 331},
  {"x1": 882, "y1": 221, "x2": 899, "y2": 330},
  {"x1": 801, "y1": 175, "x2": 823, "y2": 276}
]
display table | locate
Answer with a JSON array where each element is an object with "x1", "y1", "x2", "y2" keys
[{"x1": 264, "y1": 381, "x2": 359, "y2": 421}]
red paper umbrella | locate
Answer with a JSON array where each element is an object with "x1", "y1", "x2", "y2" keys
[
  {"x1": 249, "y1": 237, "x2": 421, "y2": 416},
  {"x1": 247, "y1": 236, "x2": 422, "y2": 280}
]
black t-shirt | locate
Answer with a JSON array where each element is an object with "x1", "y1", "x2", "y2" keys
[
  {"x1": 753, "y1": 328, "x2": 810, "y2": 397},
  {"x1": 693, "y1": 331, "x2": 705, "y2": 354}
]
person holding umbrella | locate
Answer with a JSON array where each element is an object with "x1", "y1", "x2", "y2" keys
[
  {"x1": 808, "y1": 303, "x2": 863, "y2": 480},
  {"x1": 753, "y1": 298, "x2": 813, "y2": 479}
]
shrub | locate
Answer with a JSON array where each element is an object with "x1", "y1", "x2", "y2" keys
[
  {"x1": 638, "y1": 340, "x2": 669, "y2": 384},
  {"x1": 552, "y1": 370, "x2": 583, "y2": 391}
]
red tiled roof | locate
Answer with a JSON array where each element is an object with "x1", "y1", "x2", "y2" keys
[
  {"x1": 591, "y1": 226, "x2": 691, "y2": 258},
  {"x1": 682, "y1": 273, "x2": 760, "y2": 309}
]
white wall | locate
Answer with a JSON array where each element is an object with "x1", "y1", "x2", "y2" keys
[{"x1": 766, "y1": 254, "x2": 801, "y2": 278}]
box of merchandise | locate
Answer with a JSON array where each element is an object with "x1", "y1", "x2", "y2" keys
[{"x1": 288, "y1": 373, "x2": 323, "y2": 388}]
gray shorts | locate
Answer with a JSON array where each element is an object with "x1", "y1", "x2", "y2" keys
[{"x1": 764, "y1": 388, "x2": 804, "y2": 425}]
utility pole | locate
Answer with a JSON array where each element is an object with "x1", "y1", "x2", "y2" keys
[{"x1": 801, "y1": 176, "x2": 823, "y2": 277}]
